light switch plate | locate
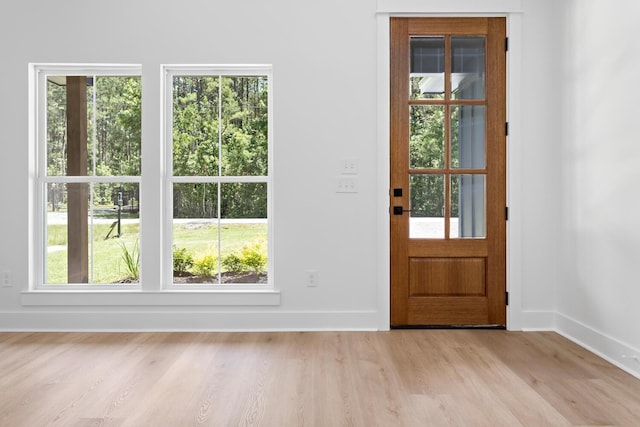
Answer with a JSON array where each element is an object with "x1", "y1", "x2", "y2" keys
[
  {"x1": 336, "y1": 177, "x2": 358, "y2": 193},
  {"x1": 341, "y1": 158, "x2": 358, "y2": 174}
]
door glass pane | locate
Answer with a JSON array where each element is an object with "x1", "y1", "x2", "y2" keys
[
  {"x1": 451, "y1": 105, "x2": 486, "y2": 169},
  {"x1": 451, "y1": 37, "x2": 486, "y2": 100},
  {"x1": 450, "y1": 174, "x2": 485, "y2": 238},
  {"x1": 410, "y1": 105, "x2": 445, "y2": 169},
  {"x1": 410, "y1": 175, "x2": 444, "y2": 239},
  {"x1": 410, "y1": 37, "x2": 445, "y2": 100}
]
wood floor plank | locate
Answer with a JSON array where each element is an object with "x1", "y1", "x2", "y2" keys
[{"x1": 1, "y1": 331, "x2": 639, "y2": 426}]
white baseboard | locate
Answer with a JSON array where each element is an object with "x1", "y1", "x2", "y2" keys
[
  {"x1": 556, "y1": 313, "x2": 640, "y2": 380},
  {"x1": 0, "y1": 310, "x2": 378, "y2": 332},
  {"x1": 519, "y1": 310, "x2": 557, "y2": 331}
]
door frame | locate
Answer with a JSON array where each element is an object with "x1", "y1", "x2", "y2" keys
[{"x1": 375, "y1": 6, "x2": 524, "y2": 330}]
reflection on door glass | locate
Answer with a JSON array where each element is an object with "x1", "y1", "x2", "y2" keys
[
  {"x1": 451, "y1": 174, "x2": 485, "y2": 238},
  {"x1": 410, "y1": 105, "x2": 445, "y2": 169},
  {"x1": 410, "y1": 174, "x2": 444, "y2": 238},
  {"x1": 451, "y1": 37, "x2": 486, "y2": 100},
  {"x1": 451, "y1": 105, "x2": 486, "y2": 169},
  {"x1": 410, "y1": 37, "x2": 445, "y2": 100}
]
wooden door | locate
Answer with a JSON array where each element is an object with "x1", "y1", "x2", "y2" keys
[{"x1": 390, "y1": 18, "x2": 507, "y2": 327}]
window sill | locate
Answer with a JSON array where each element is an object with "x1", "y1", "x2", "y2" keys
[{"x1": 21, "y1": 289, "x2": 281, "y2": 306}]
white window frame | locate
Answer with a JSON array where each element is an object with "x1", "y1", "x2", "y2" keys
[
  {"x1": 30, "y1": 64, "x2": 143, "y2": 291},
  {"x1": 24, "y1": 63, "x2": 279, "y2": 306},
  {"x1": 162, "y1": 65, "x2": 274, "y2": 291}
]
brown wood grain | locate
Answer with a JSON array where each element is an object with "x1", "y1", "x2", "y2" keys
[
  {"x1": 390, "y1": 18, "x2": 506, "y2": 326},
  {"x1": 409, "y1": 257, "x2": 486, "y2": 296},
  {"x1": 2, "y1": 331, "x2": 639, "y2": 426},
  {"x1": 66, "y1": 76, "x2": 89, "y2": 283},
  {"x1": 390, "y1": 18, "x2": 410, "y2": 326}
]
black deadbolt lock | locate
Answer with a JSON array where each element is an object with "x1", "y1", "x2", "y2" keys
[{"x1": 393, "y1": 188, "x2": 403, "y2": 197}]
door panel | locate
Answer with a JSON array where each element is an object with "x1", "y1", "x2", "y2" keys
[
  {"x1": 409, "y1": 257, "x2": 486, "y2": 296},
  {"x1": 391, "y1": 17, "x2": 506, "y2": 327}
]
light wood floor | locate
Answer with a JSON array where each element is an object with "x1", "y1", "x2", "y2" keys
[{"x1": 1, "y1": 331, "x2": 639, "y2": 426}]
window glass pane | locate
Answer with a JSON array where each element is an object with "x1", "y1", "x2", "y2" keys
[
  {"x1": 451, "y1": 37, "x2": 486, "y2": 100},
  {"x1": 172, "y1": 76, "x2": 220, "y2": 177},
  {"x1": 409, "y1": 175, "x2": 444, "y2": 239},
  {"x1": 221, "y1": 76, "x2": 269, "y2": 176},
  {"x1": 410, "y1": 105, "x2": 445, "y2": 169},
  {"x1": 45, "y1": 182, "x2": 141, "y2": 284},
  {"x1": 46, "y1": 78, "x2": 68, "y2": 176},
  {"x1": 410, "y1": 37, "x2": 445, "y2": 100},
  {"x1": 221, "y1": 182, "x2": 267, "y2": 219},
  {"x1": 450, "y1": 174, "x2": 486, "y2": 238},
  {"x1": 171, "y1": 182, "x2": 268, "y2": 284},
  {"x1": 172, "y1": 183, "x2": 219, "y2": 284},
  {"x1": 46, "y1": 76, "x2": 141, "y2": 177},
  {"x1": 93, "y1": 76, "x2": 142, "y2": 176},
  {"x1": 220, "y1": 183, "x2": 268, "y2": 283},
  {"x1": 451, "y1": 105, "x2": 486, "y2": 169}
]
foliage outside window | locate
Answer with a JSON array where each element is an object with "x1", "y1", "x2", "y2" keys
[
  {"x1": 36, "y1": 65, "x2": 142, "y2": 285},
  {"x1": 166, "y1": 66, "x2": 272, "y2": 286}
]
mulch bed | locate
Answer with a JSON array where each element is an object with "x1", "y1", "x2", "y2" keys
[
  {"x1": 115, "y1": 272, "x2": 267, "y2": 284},
  {"x1": 173, "y1": 271, "x2": 267, "y2": 284}
]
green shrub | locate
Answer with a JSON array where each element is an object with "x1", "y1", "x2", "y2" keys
[
  {"x1": 173, "y1": 246, "x2": 194, "y2": 273},
  {"x1": 240, "y1": 242, "x2": 267, "y2": 273},
  {"x1": 222, "y1": 253, "x2": 243, "y2": 273},
  {"x1": 193, "y1": 253, "x2": 217, "y2": 277}
]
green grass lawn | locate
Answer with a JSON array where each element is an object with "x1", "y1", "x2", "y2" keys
[{"x1": 46, "y1": 222, "x2": 267, "y2": 284}]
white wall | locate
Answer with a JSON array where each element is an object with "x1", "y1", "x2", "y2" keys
[
  {"x1": 0, "y1": 0, "x2": 380, "y2": 330},
  {"x1": 4, "y1": 0, "x2": 639, "y2": 368},
  {"x1": 556, "y1": 0, "x2": 640, "y2": 376},
  {"x1": 0, "y1": 0, "x2": 563, "y2": 331},
  {"x1": 517, "y1": 0, "x2": 565, "y2": 327}
]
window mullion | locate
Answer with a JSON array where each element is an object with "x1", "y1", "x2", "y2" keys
[
  {"x1": 217, "y1": 75, "x2": 223, "y2": 284},
  {"x1": 139, "y1": 65, "x2": 161, "y2": 291}
]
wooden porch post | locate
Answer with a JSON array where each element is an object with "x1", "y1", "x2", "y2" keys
[{"x1": 66, "y1": 76, "x2": 89, "y2": 283}]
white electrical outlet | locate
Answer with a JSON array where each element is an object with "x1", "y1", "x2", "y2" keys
[
  {"x1": 336, "y1": 177, "x2": 358, "y2": 193},
  {"x1": 622, "y1": 354, "x2": 640, "y2": 363},
  {"x1": 341, "y1": 158, "x2": 358, "y2": 174},
  {"x1": 306, "y1": 270, "x2": 319, "y2": 287},
  {"x1": 2, "y1": 270, "x2": 12, "y2": 288}
]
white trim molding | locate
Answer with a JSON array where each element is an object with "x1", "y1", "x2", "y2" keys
[
  {"x1": 376, "y1": 0, "x2": 523, "y2": 14},
  {"x1": 26, "y1": 63, "x2": 277, "y2": 308},
  {"x1": 21, "y1": 289, "x2": 281, "y2": 307},
  {"x1": 0, "y1": 310, "x2": 377, "y2": 332},
  {"x1": 556, "y1": 313, "x2": 640, "y2": 381}
]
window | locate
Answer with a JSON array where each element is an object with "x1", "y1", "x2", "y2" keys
[
  {"x1": 33, "y1": 65, "x2": 142, "y2": 287},
  {"x1": 164, "y1": 66, "x2": 272, "y2": 287},
  {"x1": 29, "y1": 63, "x2": 273, "y2": 297}
]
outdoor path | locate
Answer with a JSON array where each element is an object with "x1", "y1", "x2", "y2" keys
[{"x1": 46, "y1": 212, "x2": 266, "y2": 225}]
